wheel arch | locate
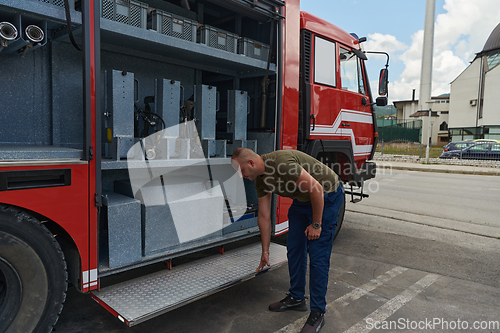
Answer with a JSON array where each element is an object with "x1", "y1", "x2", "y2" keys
[
  {"x1": 0, "y1": 203, "x2": 82, "y2": 290},
  {"x1": 305, "y1": 140, "x2": 357, "y2": 183}
]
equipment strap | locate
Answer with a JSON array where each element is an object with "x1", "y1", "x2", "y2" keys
[{"x1": 64, "y1": 0, "x2": 81, "y2": 51}]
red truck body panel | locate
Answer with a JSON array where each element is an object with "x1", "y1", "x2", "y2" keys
[{"x1": 0, "y1": 163, "x2": 92, "y2": 289}]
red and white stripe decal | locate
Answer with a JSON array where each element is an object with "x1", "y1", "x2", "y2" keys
[
  {"x1": 311, "y1": 109, "x2": 373, "y2": 157},
  {"x1": 83, "y1": 269, "x2": 98, "y2": 290},
  {"x1": 275, "y1": 221, "x2": 289, "y2": 235}
]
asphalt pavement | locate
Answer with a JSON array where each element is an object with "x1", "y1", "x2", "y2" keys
[{"x1": 53, "y1": 167, "x2": 500, "y2": 333}]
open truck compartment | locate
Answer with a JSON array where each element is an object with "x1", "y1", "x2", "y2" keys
[
  {"x1": 0, "y1": 0, "x2": 389, "y2": 329},
  {"x1": 0, "y1": 0, "x2": 283, "y2": 274}
]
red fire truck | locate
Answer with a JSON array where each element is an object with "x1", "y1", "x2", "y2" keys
[{"x1": 0, "y1": 0, "x2": 388, "y2": 331}]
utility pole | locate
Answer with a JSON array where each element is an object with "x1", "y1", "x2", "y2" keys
[
  {"x1": 426, "y1": 101, "x2": 436, "y2": 163},
  {"x1": 419, "y1": 0, "x2": 436, "y2": 159}
]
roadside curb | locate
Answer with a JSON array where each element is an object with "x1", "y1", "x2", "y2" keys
[{"x1": 376, "y1": 162, "x2": 500, "y2": 176}]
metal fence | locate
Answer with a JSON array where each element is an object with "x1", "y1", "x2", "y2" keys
[
  {"x1": 376, "y1": 119, "x2": 422, "y2": 143},
  {"x1": 439, "y1": 141, "x2": 500, "y2": 161}
]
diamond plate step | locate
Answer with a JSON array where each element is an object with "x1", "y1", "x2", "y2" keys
[{"x1": 91, "y1": 242, "x2": 287, "y2": 326}]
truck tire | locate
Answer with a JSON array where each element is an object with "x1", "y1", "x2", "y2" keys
[{"x1": 0, "y1": 205, "x2": 67, "y2": 333}]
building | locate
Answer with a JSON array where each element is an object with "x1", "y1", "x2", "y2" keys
[
  {"x1": 393, "y1": 94, "x2": 450, "y2": 145},
  {"x1": 449, "y1": 22, "x2": 500, "y2": 141}
]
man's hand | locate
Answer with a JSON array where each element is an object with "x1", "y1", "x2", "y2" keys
[
  {"x1": 304, "y1": 224, "x2": 321, "y2": 240},
  {"x1": 256, "y1": 252, "x2": 270, "y2": 271}
]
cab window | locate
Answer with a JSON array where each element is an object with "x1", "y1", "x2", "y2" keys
[
  {"x1": 340, "y1": 47, "x2": 366, "y2": 95},
  {"x1": 314, "y1": 36, "x2": 336, "y2": 87}
]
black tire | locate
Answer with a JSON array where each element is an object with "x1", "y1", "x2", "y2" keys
[
  {"x1": 333, "y1": 191, "x2": 346, "y2": 240},
  {"x1": 0, "y1": 205, "x2": 67, "y2": 333}
]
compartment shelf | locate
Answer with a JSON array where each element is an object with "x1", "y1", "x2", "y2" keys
[
  {"x1": 0, "y1": 0, "x2": 275, "y2": 76},
  {"x1": 100, "y1": 18, "x2": 275, "y2": 76},
  {"x1": 0, "y1": 145, "x2": 84, "y2": 161},
  {"x1": 101, "y1": 156, "x2": 231, "y2": 170},
  {"x1": 0, "y1": 0, "x2": 80, "y2": 25}
]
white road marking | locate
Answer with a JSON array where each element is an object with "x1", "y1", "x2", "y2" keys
[
  {"x1": 343, "y1": 273, "x2": 441, "y2": 333},
  {"x1": 273, "y1": 266, "x2": 408, "y2": 333}
]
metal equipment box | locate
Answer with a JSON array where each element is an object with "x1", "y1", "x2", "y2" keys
[
  {"x1": 227, "y1": 90, "x2": 248, "y2": 141},
  {"x1": 102, "y1": 193, "x2": 142, "y2": 268},
  {"x1": 101, "y1": 0, "x2": 148, "y2": 29},
  {"x1": 148, "y1": 9, "x2": 197, "y2": 42},
  {"x1": 197, "y1": 25, "x2": 238, "y2": 53},
  {"x1": 34, "y1": 0, "x2": 75, "y2": 9},
  {"x1": 238, "y1": 37, "x2": 270, "y2": 62}
]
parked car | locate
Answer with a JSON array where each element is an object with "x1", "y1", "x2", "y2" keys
[
  {"x1": 439, "y1": 142, "x2": 500, "y2": 160},
  {"x1": 442, "y1": 139, "x2": 500, "y2": 153},
  {"x1": 442, "y1": 140, "x2": 474, "y2": 152}
]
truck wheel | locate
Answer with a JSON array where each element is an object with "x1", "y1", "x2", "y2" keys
[
  {"x1": 333, "y1": 192, "x2": 346, "y2": 240},
  {"x1": 0, "y1": 206, "x2": 67, "y2": 333}
]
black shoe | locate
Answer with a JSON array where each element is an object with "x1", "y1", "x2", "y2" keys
[
  {"x1": 268, "y1": 294, "x2": 308, "y2": 312},
  {"x1": 300, "y1": 310, "x2": 325, "y2": 333}
]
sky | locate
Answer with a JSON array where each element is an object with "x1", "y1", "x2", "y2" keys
[{"x1": 300, "y1": 0, "x2": 500, "y2": 103}]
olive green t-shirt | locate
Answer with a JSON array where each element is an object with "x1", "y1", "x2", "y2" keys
[{"x1": 254, "y1": 150, "x2": 339, "y2": 202}]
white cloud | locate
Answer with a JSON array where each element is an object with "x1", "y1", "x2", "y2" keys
[
  {"x1": 387, "y1": 0, "x2": 500, "y2": 104},
  {"x1": 364, "y1": 33, "x2": 408, "y2": 55}
]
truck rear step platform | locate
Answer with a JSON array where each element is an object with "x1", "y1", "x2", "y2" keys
[{"x1": 90, "y1": 242, "x2": 287, "y2": 326}]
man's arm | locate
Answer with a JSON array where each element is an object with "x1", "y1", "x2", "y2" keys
[
  {"x1": 256, "y1": 192, "x2": 272, "y2": 271},
  {"x1": 296, "y1": 168, "x2": 324, "y2": 240}
]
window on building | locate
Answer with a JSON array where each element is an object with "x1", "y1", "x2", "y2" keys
[
  {"x1": 340, "y1": 47, "x2": 365, "y2": 94},
  {"x1": 487, "y1": 52, "x2": 500, "y2": 70},
  {"x1": 439, "y1": 121, "x2": 448, "y2": 131},
  {"x1": 314, "y1": 36, "x2": 336, "y2": 87}
]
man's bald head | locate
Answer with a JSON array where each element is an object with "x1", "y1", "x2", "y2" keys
[
  {"x1": 231, "y1": 148, "x2": 264, "y2": 180},
  {"x1": 231, "y1": 147, "x2": 259, "y2": 163}
]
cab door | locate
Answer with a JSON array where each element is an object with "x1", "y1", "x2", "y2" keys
[
  {"x1": 309, "y1": 35, "x2": 337, "y2": 137},
  {"x1": 338, "y1": 46, "x2": 374, "y2": 163}
]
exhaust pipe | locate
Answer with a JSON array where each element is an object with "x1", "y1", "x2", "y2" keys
[
  {"x1": 20, "y1": 24, "x2": 44, "y2": 58},
  {"x1": 0, "y1": 22, "x2": 18, "y2": 52}
]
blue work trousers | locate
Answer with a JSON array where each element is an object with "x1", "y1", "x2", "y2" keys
[{"x1": 286, "y1": 185, "x2": 344, "y2": 313}]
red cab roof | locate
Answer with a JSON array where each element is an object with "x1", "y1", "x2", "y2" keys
[{"x1": 300, "y1": 11, "x2": 360, "y2": 50}]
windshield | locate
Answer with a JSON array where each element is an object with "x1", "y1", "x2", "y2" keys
[{"x1": 340, "y1": 47, "x2": 366, "y2": 95}]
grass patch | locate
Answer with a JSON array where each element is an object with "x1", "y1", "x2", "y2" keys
[{"x1": 376, "y1": 143, "x2": 443, "y2": 158}]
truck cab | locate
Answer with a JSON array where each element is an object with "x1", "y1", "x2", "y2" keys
[{"x1": 298, "y1": 11, "x2": 380, "y2": 186}]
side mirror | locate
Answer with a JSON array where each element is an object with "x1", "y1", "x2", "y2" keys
[
  {"x1": 378, "y1": 68, "x2": 388, "y2": 96},
  {"x1": 376, "y1": 96, "x2": 387, "y2": 107}
]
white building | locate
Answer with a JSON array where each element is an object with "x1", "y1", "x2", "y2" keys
[
  {"x1": 393, "y1": 94, "x2": 450, "y2": 146},
  {"x1": 449, "y1": 23, "x2": 500, "y2": 141}
]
